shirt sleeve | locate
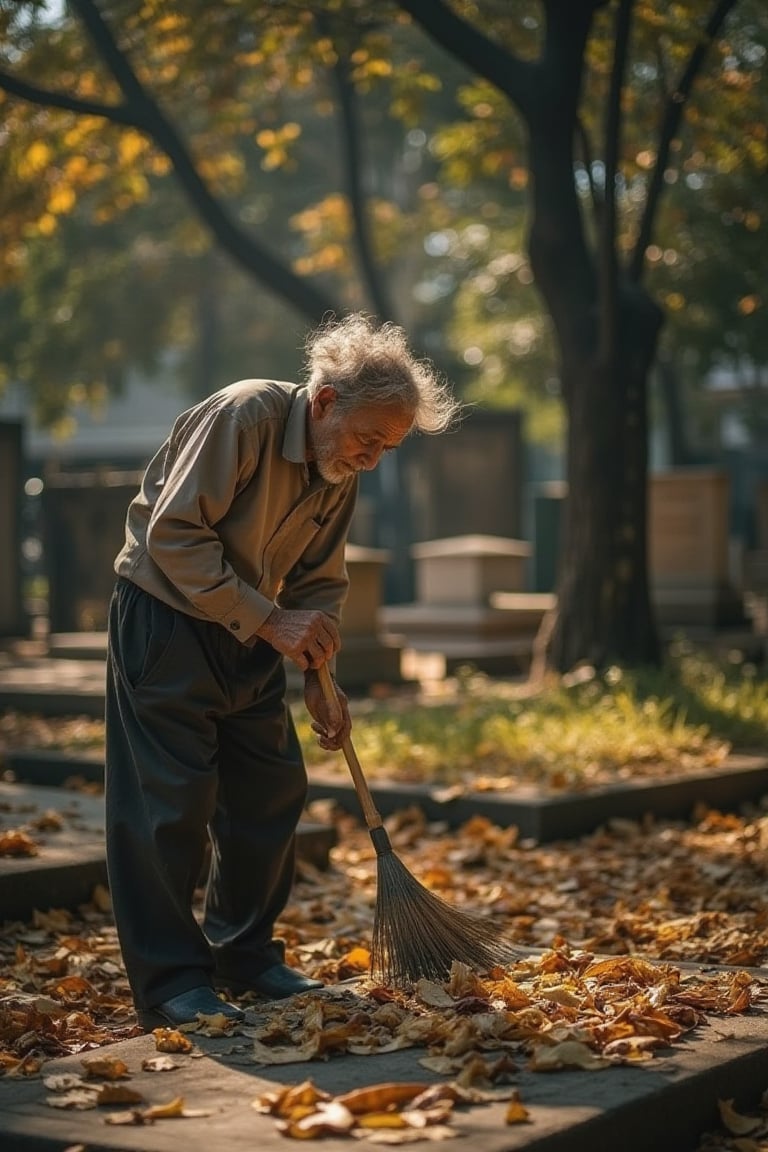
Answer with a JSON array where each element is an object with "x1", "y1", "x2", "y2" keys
[
  {"x1": 144, "y1": 407, "x2": 275, "y2": 637},
  {"x1": 277, "y1": 477, "x2": 358, "y2": 623}
]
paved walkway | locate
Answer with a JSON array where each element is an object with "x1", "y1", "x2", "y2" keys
[
  {"x1": 1, "y1": 986, "x2": 767, "y2": 1152},
  {"x1": 0, "y1": 780, "x2": 336, "y2": 923},
  {"x1": 2, "y1": 640, "x2": 768, "y2": 1149}
]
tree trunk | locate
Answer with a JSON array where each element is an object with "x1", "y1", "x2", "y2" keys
[
  {"x1": 551, "y1": 284, "x2": 664, "y2": 670},
  {"x1": 656, "y1": 351, "x2": 693, "y2": 466}
]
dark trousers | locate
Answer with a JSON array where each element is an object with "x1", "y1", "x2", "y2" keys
[{"x1": 105, "y1": 578, "x2": 307, "y2": 1010}]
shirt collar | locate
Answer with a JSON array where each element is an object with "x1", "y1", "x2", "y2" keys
[{"x1": 282, "y1": 386, "x2": 310, "y2": 465}]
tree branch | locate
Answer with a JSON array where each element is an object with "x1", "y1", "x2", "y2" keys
[
  {"x1": 64, "y1": 0, "x2": 338, "y2": 320},
  {"x1": 321, "y1": 17, "x2": 396, "y2": 321},
  {"x1": 575, "y1": 115, "x2": 602, "y2": 232},
  {"x1": 598, "y1": 0, "x2": 633, "y2": 367},
  {"x1": 0, "y1": 66, "x2": 144, "y2": 127},
  {"x1": 395, "y1": 0, "x2": 539, "y2": 113},
  {"x1": 629, "y1": 0, "x2": 740, "y2": 282}
]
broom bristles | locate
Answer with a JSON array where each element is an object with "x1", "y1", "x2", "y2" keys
[{"x1": 370, "y1": 847, "x2": 521, "y2": 987}]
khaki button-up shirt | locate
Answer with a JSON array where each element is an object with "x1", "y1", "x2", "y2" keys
[{"x1": 114, "y1": 379, "x2": 357, "y2": 644}]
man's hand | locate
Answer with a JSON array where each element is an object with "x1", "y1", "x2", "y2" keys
[
  {"x1": 256, "y1": 607, "x2": 340, "y2": 671},
  {"x1": 304, "y1": 667, "x2": 351, "y2": 751}
]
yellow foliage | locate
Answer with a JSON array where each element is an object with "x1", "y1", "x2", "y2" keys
[
  {"x1": 19, "y1": 141, "x2": 52, "y2": 180},
  {"x1": 119, "y1": 130, "x2": 148, "y2": 166},
  {"x1": 262, "y1": 148, "x2": 287, "y2": 171},
  {"x1": 148, "y1": 153, "x2": 172, "y2": 176},
  {"x1": 46, "y1": 186, "x2": 76, "y2": 216},
  {"x1": 64, "y1": 156, "x2": 90, "y2": 182},
  {"x1": 35, "y1": 213, "x2": 58, "y2": 237}
]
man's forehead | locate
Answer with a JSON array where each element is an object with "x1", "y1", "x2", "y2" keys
[{"x1": 347, "y1": 401, "x2": 413, "y2": 433}]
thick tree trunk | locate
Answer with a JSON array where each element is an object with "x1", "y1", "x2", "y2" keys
[{"x1": 551, "y1": 285, "x2": 664, "y2": 670}]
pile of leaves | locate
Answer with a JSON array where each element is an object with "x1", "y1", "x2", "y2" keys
[{"x1": 2, "y1": 798, "x2": 768, "y2": 1078}]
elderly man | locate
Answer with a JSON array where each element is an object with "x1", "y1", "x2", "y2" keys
[{"x1": 105, "y1": 313, "x2": 458, "y2": 1029}]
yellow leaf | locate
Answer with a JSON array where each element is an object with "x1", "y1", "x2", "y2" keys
[
  {"x1": 143, "y1": 1096, "x2": 185, "y2": 1120},
  {"x1": 356, "y1": 1111, "x2": 409, "y2": 1129},
  {"x1": 19, "y1": 140, "x2": 52, "y2": 179},
  {"x1": 718, "y1": 1099, "x2": 762, "y2": 1136},
  {"x1": 119, "y1": 130, "x2": 147, "y2": 166},
  {"x1": 505, "y1": 1091, "x2": 531, "y2": 1124},
  {"x1": 337, "y1": 1083, "x2": 430, "y2": 1115}
]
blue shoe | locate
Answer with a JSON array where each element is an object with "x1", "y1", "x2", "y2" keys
[
  {"x1": 216, "y1": 963, "x2": 323, "y2": 1000},
  {"x1": 138, "y1": 985, "x2": 244, "y2": 1030}
]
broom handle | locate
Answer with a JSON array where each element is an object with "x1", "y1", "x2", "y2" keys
[{"x1": 316, "y1": 663, "x2": 384, "y2": 831}]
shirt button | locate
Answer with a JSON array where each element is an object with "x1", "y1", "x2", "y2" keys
[{"x1": 230, "y1": 620, "x2": 240, "y2": 631}]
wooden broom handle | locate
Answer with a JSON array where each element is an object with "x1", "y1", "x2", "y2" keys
[{"x1": 316, "y1": 663, "x2": 384, "y2": 831}]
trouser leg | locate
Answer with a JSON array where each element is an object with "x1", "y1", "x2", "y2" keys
[
  {"x1": 204, "y1": 656, "x2": 308, "y2": 982},
  {"x1": 106, "y1": 578, "x2": 309, "y2": 1007},
  {"x1": 105, "y1": 579, "x2": 222, "y2": 1009}
]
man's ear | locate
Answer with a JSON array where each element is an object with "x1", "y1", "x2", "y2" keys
[{"x1": 311, "y1": 384, "x2": 338, "y2": 420}]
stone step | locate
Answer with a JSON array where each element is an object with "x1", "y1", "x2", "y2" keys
[
  {"x1": 0, "y1": 993, "x2": 767, "y2": 1152},
  {"x1": 6, "y1": 748, "x2": 768, "y2": 844},
  {"x1": 0, "y1": 781, "x2": 336, "y2": 923}
]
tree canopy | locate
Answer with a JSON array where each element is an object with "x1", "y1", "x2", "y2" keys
[{"x1": 1, "y1": 0, "x2": 766, "y2": 668}]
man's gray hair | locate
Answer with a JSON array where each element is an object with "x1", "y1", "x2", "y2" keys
[{"x1": 303, "y1": 313, "x2": 460, "y2": 434}]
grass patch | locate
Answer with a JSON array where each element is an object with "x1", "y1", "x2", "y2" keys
[
  {"x1": 297, "y1": 644, "x2": 768, "y2": 792},
  {"x1": 1, "y1": 644, "x2": 766, "y2": 795}
]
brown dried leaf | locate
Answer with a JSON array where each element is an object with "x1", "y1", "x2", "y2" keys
[
  {"x1": 0, "y1": 830, "x2": 39, "y2": 856},
  {"x1": 337, "y1": 1083, "x2": 431, "y2": 1115},
  {"x1": 153, "y1": 1028, "x2": 194, "y2": 1053},
  {"x1": 81, "y1": 1055, "x2": 130, "y2": 1080},
  {"x1": 95, "y1": 1083, "x2": 145, "y2": 1106}
]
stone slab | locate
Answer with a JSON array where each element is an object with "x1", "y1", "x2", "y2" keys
[
  {"x1": 0, "y1": 993, "x2": 767, "y2": 1151},
  {"x1": 6, "y1": 751, "x2": 768, "y2": 845},
  {"x1": 0, "y1": 656, "x2": 107, "y2": 718},
  {"x1": 48, "y1": 632, "x2": 109, "y2": 661},
  {"x1": 305, "y1": 754, "x2": 768, "y2": 839},
  {"x1": 0, "y1": 782, "x2": 337, "y2": 922}
]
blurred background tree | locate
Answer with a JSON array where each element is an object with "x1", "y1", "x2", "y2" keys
[{"x1": 0, "y1": 0, "x2": 765, "y2": 669}]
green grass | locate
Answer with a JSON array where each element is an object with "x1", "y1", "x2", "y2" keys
[
  {"x1": 296, "y1": 643, "x2": 768, "y2": 792},
  {"x1": 2, "y1": 643, "x2": 765, "y2": 796}
]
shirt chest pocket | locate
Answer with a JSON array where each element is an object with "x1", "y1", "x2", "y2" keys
[{"x1": 263, "y1": 513, "x2": 325, "y2": 584}]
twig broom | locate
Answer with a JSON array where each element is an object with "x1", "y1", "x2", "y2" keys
[{"x1": 318, "y1": 664, "x2": 520, "y2": 987}]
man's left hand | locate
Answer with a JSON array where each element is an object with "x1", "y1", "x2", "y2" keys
[{"x1": 304, "y1": 668, "x2": 352, "y2": 751}]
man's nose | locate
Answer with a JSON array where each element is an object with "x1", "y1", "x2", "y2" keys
[{"x1": 363, "y1": 445, "x2": 384, "y2": 470}]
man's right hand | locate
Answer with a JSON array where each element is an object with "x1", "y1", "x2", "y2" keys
[{"x1": 256, "y1": 607, "x2": 340, "y2": 671}]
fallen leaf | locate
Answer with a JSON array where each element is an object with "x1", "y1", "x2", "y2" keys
[
  {"x1": 718, "y1": 1098, "x2": 763, "y2": 1136},
  {"x1": 153, "y1": 1028, "x2": 194, "y2": 1054},
  {"x1": 337, "y1": 1083, "x2": 431, "y2": 1115},
  {"x1": 81, "y1": 1055, "x2": 130, "y2": 1080},
  {"x1": 415, "y1": 981, "x2": 455, "y2": 1009},
  {"x1": 0, "y1": 830, "x2": 39, "y2": 856},
  {"x1": 141, "y1": 1055, "x2": 182, "y2": 1072},
  {"x1": 529, "y1": 1041, "x2": 608, "y2": 1071},
  {"x1": 505, "y1": 1091, "x2": 531, "y2": 1124},
  {"x1": 46, "y1": 1090, "x2": 99, "y2": 1110}
]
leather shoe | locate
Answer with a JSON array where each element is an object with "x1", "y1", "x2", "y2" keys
[
  {"x1": 137, "y1": 985, "x2": 244, "y2": 1031},
  {"x1": 216, "y1": 963, "x2": 323, "y2": 1000}
]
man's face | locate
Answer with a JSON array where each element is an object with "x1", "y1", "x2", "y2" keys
[{"x1": 309, "y1": 389, "x2": 414, "y2": 485}]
